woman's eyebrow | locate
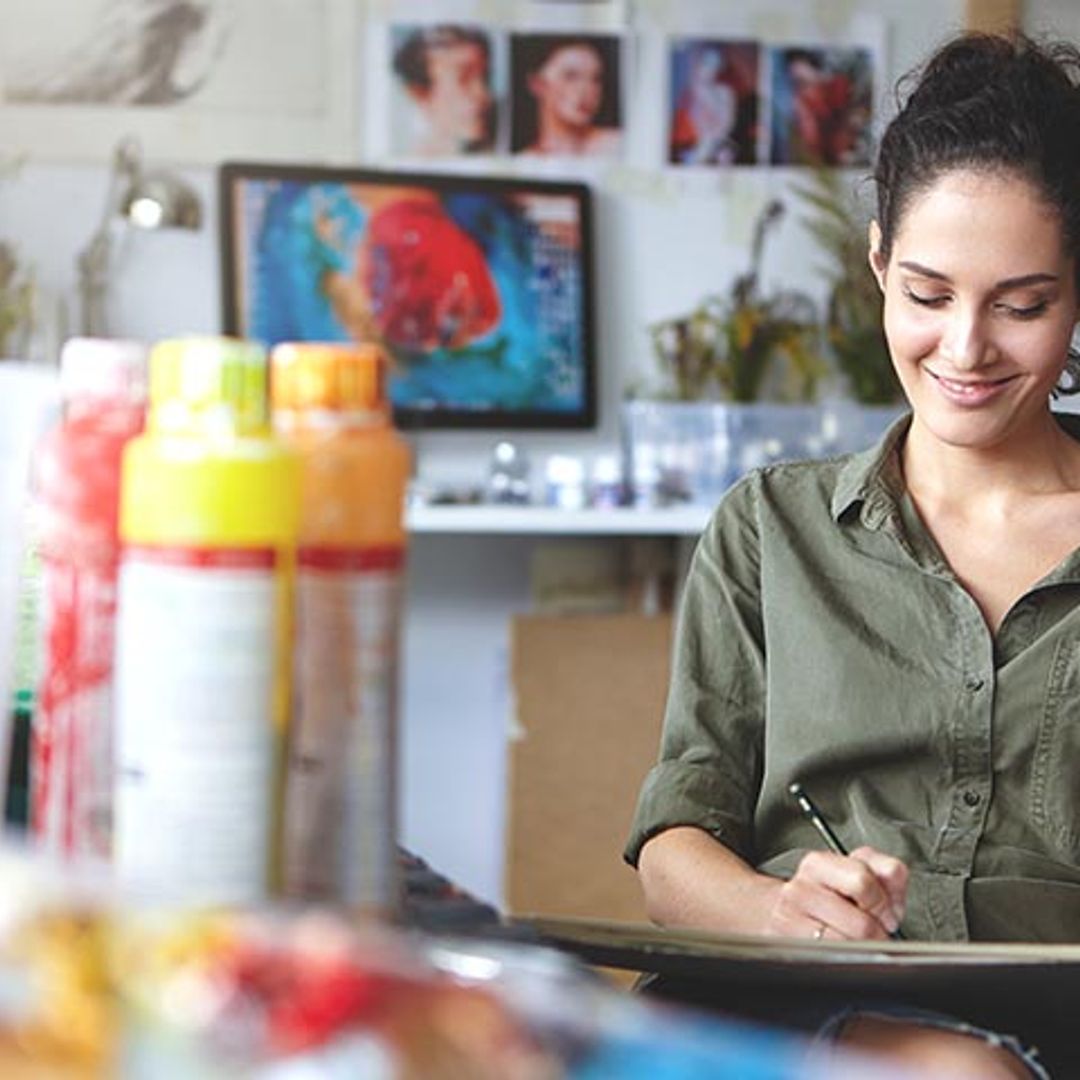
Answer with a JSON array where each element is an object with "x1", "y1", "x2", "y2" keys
[{"x1": 897, "y1": 259, "x2": 1059, "y2": 289}]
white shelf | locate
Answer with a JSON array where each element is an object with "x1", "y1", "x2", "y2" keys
[{"x1": 405, "y1": 503, "x2": 711, "y2": 536}]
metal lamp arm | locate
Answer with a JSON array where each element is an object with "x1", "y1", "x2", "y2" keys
[{"x1": 76, "y1": 138, "x2": 141, "y2": 337}]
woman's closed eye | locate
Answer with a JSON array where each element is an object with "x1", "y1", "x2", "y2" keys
[
  {"x1": 902, "y1": 285, "x2": 949, "y2": 308},
  {"x1": 992, "y1": 299, "x2": 1048, "y2": 319},
  {"x1": 902, "y1": 285, "x2": 1050, "y2": 319}
]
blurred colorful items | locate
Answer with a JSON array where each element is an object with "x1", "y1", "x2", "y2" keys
[{"x1": 0, "y1": 890, "x2": 903, "y2": 1079}]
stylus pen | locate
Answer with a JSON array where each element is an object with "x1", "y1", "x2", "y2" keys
[{"x1": 788, "y1": 780, "x2": 905, "y2": 941}]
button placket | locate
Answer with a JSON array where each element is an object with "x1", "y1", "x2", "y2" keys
[{"x1": 934, "y1": 602, "x2": 995, "y2": 887}]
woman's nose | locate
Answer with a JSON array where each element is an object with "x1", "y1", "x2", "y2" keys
[{"x1": 941, "y1": 308, "x2": 992, "y2": 369}]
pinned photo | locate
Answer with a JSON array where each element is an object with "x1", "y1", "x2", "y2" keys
[
  {"x1": 769, "y1": 45, "x2": 874, "y2": 166},
  {"x1": 668, "y1": 38, "x2": 761, "y2": 166},
  {"x1": 388, "y1": 24, "x2": 499, "y2": 158},
  {"x1": 510, "y1": 33, "x2": 623, "y2": 159}
]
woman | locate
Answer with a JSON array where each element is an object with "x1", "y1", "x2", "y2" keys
[
  {"x1": 514, "y1": 35, "x2": 621, "y2": 157},
  {"x1": 671, "y1": 46, "x2": 738, "y2": 165},
  {"x1": 627, "y1": 32, "x2": 1080, "y2": 1078}
]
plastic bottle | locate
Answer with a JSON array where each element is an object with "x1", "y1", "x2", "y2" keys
[
  {"x1": 32, "y1": 338, "x2": 148, "y2": 859},
  {"x1": 113, "y1": 337, "x2": 300, "y2": 905},
  {"x1": 271, "y1": 341, "x2": 410, "y2": 914}
]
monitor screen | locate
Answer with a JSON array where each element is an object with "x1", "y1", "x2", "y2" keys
[{"x1": 219, "y1": 162, "x2": 596, "y2": 430}]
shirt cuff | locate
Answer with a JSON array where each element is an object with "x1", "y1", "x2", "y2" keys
[{"x1": 623, "y1": 758, "x2": 752, "y2": 867}]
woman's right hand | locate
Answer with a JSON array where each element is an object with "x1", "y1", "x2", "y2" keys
[{"x1": 762, "y1": 846, "x2": 908, "y2": 941}]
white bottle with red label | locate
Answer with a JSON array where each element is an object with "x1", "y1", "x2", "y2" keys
[{"x1": 32, "y1": 337, "x2": 147, "y2": 860}]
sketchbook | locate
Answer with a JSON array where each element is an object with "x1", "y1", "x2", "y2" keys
[{"x1": 519, "y1": 915, "x2": 1080, "y2": 996}]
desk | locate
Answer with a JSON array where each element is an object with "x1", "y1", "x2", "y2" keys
[
  {"x1": 406, "y1": 503, "x2": 711, "y2": 536},
  {"x1": 525, "y1": 916, "x2": 1080, "y2": 1074}
]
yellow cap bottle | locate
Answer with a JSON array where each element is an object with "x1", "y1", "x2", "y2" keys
[{"x1": 114, "y1": 336, "x2": 300, "y2": 906}]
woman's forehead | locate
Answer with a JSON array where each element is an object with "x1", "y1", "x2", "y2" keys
[{"x1": 893, "y1": 168, "x2": 1068, "y2": 255}]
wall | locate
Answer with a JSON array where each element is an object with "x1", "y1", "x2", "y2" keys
[
  {"x1": 20, "y1": 0, "x2": 1077, "y2": 905},
  {"x1": 0, "y1": 0, "x2": 972, "y2": 479}
]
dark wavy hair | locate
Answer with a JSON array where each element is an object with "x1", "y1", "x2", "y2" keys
[
  {"x1": 392, "y1": 25, "x2": 490, "y2": 92},
  {"x1": 874, "y1": 32, "x2": 1080, "y2": 391}
]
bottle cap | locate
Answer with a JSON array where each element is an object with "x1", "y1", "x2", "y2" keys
[
  {"x1": 148, "y1": 336, "x2": 269, "y2": 437},
  {"x1": 270, "y1": 342, "x2": 388, "y2": 415},
  {"x1": 59, "y1": 337, "x2": 148, "y2": 405}
]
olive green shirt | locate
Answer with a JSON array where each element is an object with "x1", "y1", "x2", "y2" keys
[{"x1": 625, "y1": 415, "x2": 1080, "y2": 942}]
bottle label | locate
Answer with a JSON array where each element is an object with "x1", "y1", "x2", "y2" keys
[
  {"x1": 285, "y1": 545, "x2": 404, "y2": 909},
  {"x1": 114, "y1": 545, "x2": 284, "y2": 906},
  {"x1": 33, "y1": 554, "x2": 117, "y2": 858}
]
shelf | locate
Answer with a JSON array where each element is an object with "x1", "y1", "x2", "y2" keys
[{"x1": 405, "y1": 503, "x2": 712, "y2": 536}]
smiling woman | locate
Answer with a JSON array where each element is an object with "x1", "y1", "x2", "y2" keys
[{"x1": 627, "y1": 30, "x2": 1080, "y2": 1079}]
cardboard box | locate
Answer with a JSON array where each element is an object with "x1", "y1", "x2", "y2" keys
[{"x1": 507, "y1": 613, "x2": 673, "y2": 923}]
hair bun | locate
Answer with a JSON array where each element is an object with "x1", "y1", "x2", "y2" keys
[{"x1": 906, "y1": 34, "x2": 1015, "y2": 107}]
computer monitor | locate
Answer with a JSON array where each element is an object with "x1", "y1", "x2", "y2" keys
[{"x1": 219, "y1": 162, "x2": 597, "y2": 430}]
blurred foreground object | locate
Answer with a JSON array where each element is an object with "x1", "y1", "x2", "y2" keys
[
  {"x1": 32, "y1": 338, "x2": 148, "y2": 862},
  {"x1": 272, "y1": 342, "x2": 410, "y2": 915},
  {"x1": 0, "y1": 846, "x2": 903, "y2": 1078},
  {"x1": 0, "y1": 366, "x2": 59, "y2": 810},
  {"x1": 113, "y1": 337, "x2": 299, "y2": 906}
]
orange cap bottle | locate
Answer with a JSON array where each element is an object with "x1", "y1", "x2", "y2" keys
[{"x1": 271, "y1": 342, "x2": 410, "y2": 914}]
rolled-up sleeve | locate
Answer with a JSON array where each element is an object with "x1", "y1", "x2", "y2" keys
[{"x1": 624, "y1": 475, "x2": 766, "y2": 867}]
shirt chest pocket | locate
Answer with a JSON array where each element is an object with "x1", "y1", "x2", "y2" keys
[{"x1": 1034, "y1": 637, "x2": 1080, "y2": 858}]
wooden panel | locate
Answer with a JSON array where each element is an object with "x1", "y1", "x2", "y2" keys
[
  {"x1": 506, "y1": 613, "x2": 672, "y2": 922},
  {"x1": 965, "y1": 0, "x2": 1022, "y2": 31}
]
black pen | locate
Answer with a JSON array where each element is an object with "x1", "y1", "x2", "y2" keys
[{"x1": 788, "y1": 781, "x2": 905, "y2": 941}]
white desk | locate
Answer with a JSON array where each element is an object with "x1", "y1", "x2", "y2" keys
[{"x1": 406, "y1": 503, "x2": 711, "y2": 536}]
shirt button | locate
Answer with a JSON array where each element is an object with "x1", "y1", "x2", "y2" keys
[
  {"x1": 964, "y1": 676, "x2": 985, "y2": 693},
  {"x1": 963, "y1": 790, "x2": 981, "y2": 808}
]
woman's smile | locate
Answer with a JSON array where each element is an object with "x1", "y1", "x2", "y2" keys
[{"x1": 926, "y1": 369, "x2": 1019, "y2": 406}]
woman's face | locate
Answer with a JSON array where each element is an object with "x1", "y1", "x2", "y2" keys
[
  {"x1": 420, "y1": 41, "x2": 491, "y2": 147},
  {"x1": 530, "y1": 44, "x2": 604, "y2": 128},
  {"x1": 871, "y1": 168, "x2": 1079, "y2": 452}
]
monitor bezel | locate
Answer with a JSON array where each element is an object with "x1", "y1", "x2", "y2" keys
[{"x1": 219, "y1": 160, "x2": 598, "y2": 431}]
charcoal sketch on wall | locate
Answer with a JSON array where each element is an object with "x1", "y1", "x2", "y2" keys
[
  {"x1": 0, "y1": 0, "x2": 349, "y2": 163},
  {"x1": 3, "y1": 0, "x2": 235, "y2": 106}
]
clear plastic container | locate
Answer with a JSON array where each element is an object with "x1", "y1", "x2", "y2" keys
[{"x1": 621, "y1": 401, "x2": 824, "y2": 507}]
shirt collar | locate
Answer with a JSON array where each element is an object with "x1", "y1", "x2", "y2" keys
[{"x1": 831, "y1": 413, "x2": 912, "y2": 527}]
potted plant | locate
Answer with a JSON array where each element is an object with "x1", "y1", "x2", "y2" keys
[
  {"x1": 0, "y1": 160, "x2": 38, "y2": 362},
  {"x1": 644, "y1": 199, "x2": 825, "y2": 404},
  {"x1": 625, "y1": 200, "x2": 828, "y2": 505},
  {"x1": 790, "y1": 169, "x2": 907, "y2": 452},
  {"x1": 0, "y1": 242, "x2": 36, "y2": 360}
]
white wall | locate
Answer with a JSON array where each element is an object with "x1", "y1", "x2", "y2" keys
[{"x1": 0, "y1": 1, "x2": 973, "y2": 481}]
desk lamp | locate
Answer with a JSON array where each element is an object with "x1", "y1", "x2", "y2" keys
[{"x1": 76, "y1": 136, "x2": 202, "y2": 336}]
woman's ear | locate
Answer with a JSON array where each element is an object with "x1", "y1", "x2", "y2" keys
[{"x1": 868, "y1": 220, "x2": 887, "y2": 292}]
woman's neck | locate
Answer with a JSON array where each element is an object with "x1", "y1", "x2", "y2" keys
[
  {"x1": 902, "y1": 411, "x2": 1080, "y2": 507},
  {"x1": 536, "y1": 114, "x2": 590, "y2": 154}
]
